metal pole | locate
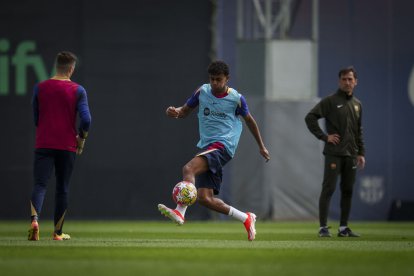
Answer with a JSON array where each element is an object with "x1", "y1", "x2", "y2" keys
[
  {"x1": 237, "y1": 0, "x2": 244, "y2": 40},
  {"x1": 312, "y1": 0, "x2": 319, "y2": 98},
  {"x1": 265, "y1": 0, "x2": 272, "y2": 40},
  {"x1": 312, "y1": 0, "x2": 319, "y2": 42}
]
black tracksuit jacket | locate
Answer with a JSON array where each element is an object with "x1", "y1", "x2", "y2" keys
[{"x1": 305, "y1": 89, "x2": 365, "y2": 157}]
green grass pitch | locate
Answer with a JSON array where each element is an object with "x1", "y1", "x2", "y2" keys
[{"x1": 0, "y1": 220, "x2": 413, "y2": 276}]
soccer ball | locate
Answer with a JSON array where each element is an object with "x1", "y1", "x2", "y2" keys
[{"x1": 172, "y1": 181, "x2": 197, "y2": 206}]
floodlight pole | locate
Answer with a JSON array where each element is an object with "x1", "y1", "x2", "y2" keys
[{"x1": 312, "y1": 0, "x2": 319, "y2": 98}]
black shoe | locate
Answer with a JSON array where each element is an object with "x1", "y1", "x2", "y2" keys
[
  {"x1": 337, "y1": 227, "x2": 360, "y2": 237},
  {"x1": 318, "y1": 226, "x2": 332, "y2": 237}
]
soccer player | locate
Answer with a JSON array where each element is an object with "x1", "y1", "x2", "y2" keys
[
  {"x1": 28, "y1": 51, "x2": 91, "y2": 241},
  {"x1": 305, "y1": 66, "x2": 365, "y2": 238},
  {"x1": 158, "y1": 60, "x2": 270, "y2": 241}
]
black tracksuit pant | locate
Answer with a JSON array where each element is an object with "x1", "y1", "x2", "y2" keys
[{"x1": 319, "y1": 155, "x2": 357, "y2": 227}]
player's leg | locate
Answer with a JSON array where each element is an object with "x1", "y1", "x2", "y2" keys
[
  {"x1": 182, "y1": 155, "x2": 209, "y2": 184},
  {"x1": 337, "y1": 156, "x2": 359, "y2": 237},
  {"x1": 158, "y1": 155, "x2": 209, "y2": 225},
  {"x1": 339, "y1": 156, "x2": 356, "y2": 226},
  {"x1": 29, "y1": 149, "x2": 55, "y2": 240},
  {"x1": 178, "y1": 155, "x2": 210, "y2": 213},
  {"x1": 318, "y1": 155, "x2": 340, "y2": 237},
  {"x1": 52, "y1": 150, "x2": 76, "y2": 240},
  {"x1": 197, "y1": 180, "x2": 256, "y2": 241},
  {"x1": 197, "y1": 187, "x2": 229, "y2": 213},
  {"x1": 195, "y1": 150, "x2": 256, "y2": 241}
]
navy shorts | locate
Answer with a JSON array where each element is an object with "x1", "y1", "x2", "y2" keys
[{"x1": 195, "y1": 147, "x2": 232, "y2": 195}]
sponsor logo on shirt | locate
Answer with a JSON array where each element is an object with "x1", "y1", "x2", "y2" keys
[
  {"x1": 211, "y1": 110, "x2": 227, "y2": 118},
  {"x1": 203, "y1": 107, "x2": 227, "y2": 118}
]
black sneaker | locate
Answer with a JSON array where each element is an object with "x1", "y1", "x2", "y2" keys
[
  {"x1": 337, "y1": 227, "x2": 360, "y2": 237},
  {"x1": 318, "y1": 227, "x2": 332, "y2": 237}
]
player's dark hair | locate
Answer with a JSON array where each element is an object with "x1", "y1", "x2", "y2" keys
[
  {"x1": 208, "y1": 60, "x2": 229, "y2": 76},
  {"x1": 56, "y1": 51, "x2": 77, "y2": 74},
  {"x1": 338, "y1": 66, "x2": 357, "y2": 79}
]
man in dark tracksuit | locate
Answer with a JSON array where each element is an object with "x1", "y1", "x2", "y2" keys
[{"x1": 305, "y1": 66, "x2": 365, "y2": 238}]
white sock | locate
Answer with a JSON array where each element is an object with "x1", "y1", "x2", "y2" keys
[
  {"x1": 339, "y1": 226, "x2": 347, "y2": 231},
  {"x1": 175, "y1": 205, "x2": 187, "y2": 217},
  {"x1": 228, "y1": 206, "x2": 248, "y2": 222}
]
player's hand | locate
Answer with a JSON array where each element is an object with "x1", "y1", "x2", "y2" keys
[
  {"x1": 357, "y1": 155, "x2": 365, "y2": 170},
  {"x1": 166, "y1": 106, "x2": 180, "y2": 118},
  {"x1": 327, "y1": 134, "x2": 340, "y2": 145},
  {"x1": 76, "y1": 135, "x2": 86, "y2": 155},
  {"x1": 260, "y1": 147, "x2": 270, "y2": 162}
]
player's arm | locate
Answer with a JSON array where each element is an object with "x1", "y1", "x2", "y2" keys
[
  {"x1": 356, "y1": 104, "x2": 365, "y2": 156},
  {"x1": 76, "y1": 86, "x2": 92, "y2": 155},
  {"x1": 166, "y1": 88, "x2": 199, "y2": 118},
  {"x1": 238, "y1": 95, "x2": 270, "y2": 161},
  {"x1": 356, "y1": 104, "x2": 365, "y2": 169},
  {"x1": 304, "y1": 98, "x2": 333, "y2": 142},
  {"x1": 243, "y1": 113, "x2": 270, "y2": 161},
  {"x1": 166, "y1": 104, "x2": 194, "y2": 118}
]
